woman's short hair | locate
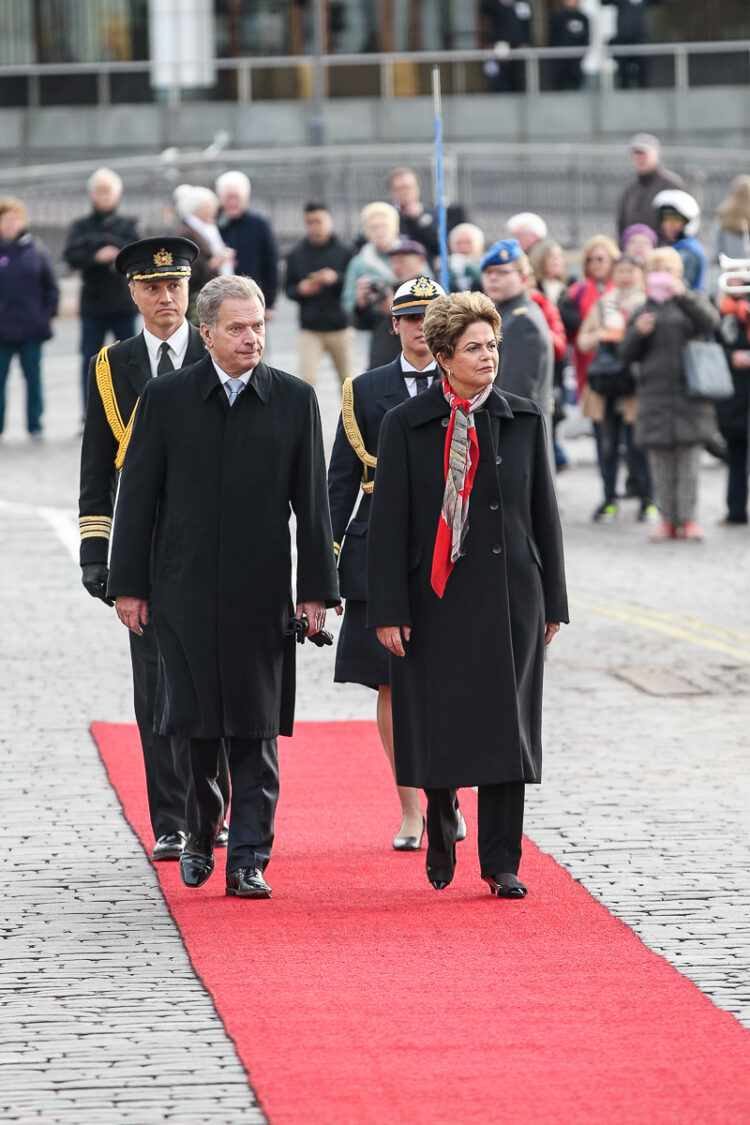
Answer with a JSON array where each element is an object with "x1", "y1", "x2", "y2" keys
[
  {"x1": 645, "y1": 246, "x2": 684, "y2": 278},
  {"x1": 360, "y1": 201, "x2": 400, "y2": 239},
  {"x1": 422, "y1": 292, "x2": 501, "y2": 371},
  {"x1": 197, "y1": 274, "x2": 266, "y2": 329},
  {"x1": 0, "y1": 196, "x2": 28, "y2": 224},
  {"x1": 581, "y1": 234, "x2": 620, "y2": 276},
  {"x1": 173, "y1": 183, "x2": 218, "y2": 219}
]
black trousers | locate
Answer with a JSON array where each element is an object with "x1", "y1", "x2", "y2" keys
[
  {"x1": 185, "y1": 736, "x2": 279, "y2": 873},
  {"x1": 129, "y1": 624, "x2": 230, "y2": 839},
  {"x1": 424, "y1": 782, "x2": 525, "y2": 877},
  {"x1": 725, "y1": 436, "x2": 749, "y2": 523}
]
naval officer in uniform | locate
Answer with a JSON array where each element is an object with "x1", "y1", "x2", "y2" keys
[
  {"x1": 78, "y1": 236, "x2": 230, "y2": 861},
  {"x1": 328, "y1": 276, "x2": 467, "y2": 851}
]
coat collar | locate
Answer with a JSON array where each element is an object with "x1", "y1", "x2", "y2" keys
[
  {"x1": 375, "y1": 356, "x2": 411, "y2": 408},
  {"x1": 405, "y1": 379, "x2": 519, "y2": 427},
  {"x1": 195, "y1": 353, "x2": 271, "y2": 404}
]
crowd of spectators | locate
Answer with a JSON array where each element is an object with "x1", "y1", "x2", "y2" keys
[{"x1": 2, "y1": 133, "x2": 749, "y2": 542}]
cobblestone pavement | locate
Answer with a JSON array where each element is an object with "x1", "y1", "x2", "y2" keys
[{"x1": 1, "y1": 302, "x2": 748, "y2": 1123}]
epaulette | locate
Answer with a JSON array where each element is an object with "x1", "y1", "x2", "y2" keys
[
  {"x1": 341, "y1": 376, "x2": 377, "y2": 494},
  {"x1": 95, "y1": 344, "x2": 139, "y2": 470}
]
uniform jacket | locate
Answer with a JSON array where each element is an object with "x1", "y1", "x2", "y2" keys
[
  {"x1": 63, "y1": 208, "x2": 139, "y2": 317},
  {"x1": 285, "y1": 234, "x2": 353, "y2": 332},
  {"x1": 328, "y1": 357, "x2": 410, "y2": 602},
  {"x1": 367, "y1": 381, "x2": 568, "y2": 789},
  {"x1": 496, "y1": 291, "x2": 555, "y2": 470},
  {"x1": 621, "y1": 289, "x2": 720, "y2": 448},
  {"x1": 0, "y1": 232, "x2": 59, "y2": 344},
  {"x1": 107, "y1": 353, "x2": 340, "y2": 740},
  {"x1": 78, "y1": 324, "x2": 206, "y2": 566},
  {"x1": 219, "y1": 209, "x2": 279, "y2": 308}
]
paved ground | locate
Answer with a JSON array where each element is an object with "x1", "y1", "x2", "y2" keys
[{"x1": 1, "y1": 299, "x2": 749, "y2": 1123}]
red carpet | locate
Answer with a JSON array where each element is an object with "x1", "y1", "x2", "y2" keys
[{"x1": 93, "y1": 721, "x2": 750, "y2": 1125}]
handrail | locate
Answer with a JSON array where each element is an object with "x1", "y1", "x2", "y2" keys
[{"x1": 1, "y1": 39, "x2": 749, "y2": 76}]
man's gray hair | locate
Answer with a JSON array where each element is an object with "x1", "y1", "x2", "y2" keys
[
  {"x1": 197, "y1": 275, "x2": 265, "y2": 329},
  {"x1": 215, "y1": 170, "x2": 251, "y2": 202},
  {"x1": 87, "y1": 167, "x2": 123, "y2": 195}
]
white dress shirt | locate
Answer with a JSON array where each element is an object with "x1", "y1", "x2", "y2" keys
[
  {"x1": 143, "y1": 320, "x2": 190, "y2": 378},
  {"x1": 210, "y1": 358, "x2": 255, "y2": 401},
  {"x1": 400, "y1": 354, "x2": 437, "y2": 398}
]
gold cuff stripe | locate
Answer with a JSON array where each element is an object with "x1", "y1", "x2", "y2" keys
[
  {"x1": 95, "y1": 345, "x2": 139, "y2": 471},
  {"x1": 79, "y1": 516, "x2": 112, "y2": 528},
  {"x1": 80, "y1": 528, "x2": 112, "y2": 541},
  {"x1": 129, "y1": 268, "x2": 192, "y2": 281},
  {"x1": 341, "y1": 376, "x2": 377, "y2": 494},
  {"x1": 333, "y1": 540, "x2": 340, "y2": 556}
]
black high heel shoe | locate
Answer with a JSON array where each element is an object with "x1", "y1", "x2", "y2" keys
[
  {"x1": 426, "y1": 843, "x2": 456, "y2": 890},
  {"x1": 483, "y1": 872, "x2": 527, "y2": 899}
]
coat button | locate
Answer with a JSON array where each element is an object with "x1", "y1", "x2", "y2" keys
[
  {"x1": 441, "y1": 418, "x2": 449, "y2": 428},
  {"x1": 492, "y1": 543, "x2": 503, "y2": 554},
  {"x1": 495, "y1": 454, "x2": 503, "y2": 465},
  {"x1": 489, "y1": 500, "x2": 499, "y2": 511}
]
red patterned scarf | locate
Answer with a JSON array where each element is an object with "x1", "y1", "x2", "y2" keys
[{"x1": 431, "y1": 375, "x2": 493, "y2": 598}]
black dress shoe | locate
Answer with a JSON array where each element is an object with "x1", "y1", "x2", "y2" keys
[
  {"x1": 151, "y1": 831, "x2": 187, "y2": 861},
  {"x1": 179, "y1": 835, "x2": 215, "y2": 888},
  {"x1": 393, "y1": 816, "x2": 425, "y2": 852},
  {"x1": 225, "y1": 867, "x2": 272, "y2": 898},
  {"x1": 426, "y1": 843, "x2": 456, "y2": 890},
  {"x1": 215, "y1": 821, "x2": 229, "y2": 848},
  {"x1": 483, "y1": 872, "x2": 527, "y2": 898}
]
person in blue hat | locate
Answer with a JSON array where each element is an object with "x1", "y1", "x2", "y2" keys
[{"x1": 481, "y1": 238, "x2": 555, "y2": 467}]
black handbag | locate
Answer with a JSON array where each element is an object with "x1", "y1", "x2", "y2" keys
[
  {"x1": 683, "y1": 339, "x2": 734, "y2": 401},
  {"x1": 587, "y1": 343, "x2": 636, "y2": 398}
]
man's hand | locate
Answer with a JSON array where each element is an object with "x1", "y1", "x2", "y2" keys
[
  {"x1": 296, "y1": 601, "x2": 326, "y2": 637},
  {"x1": 376, "y1": 625, "x2": 411, "y2": 657},
  {"x1": 544, "y1": 622, "x2": 560, "y2": 647},
  {"x1": 94, "y1": 245, "x2": 119, "y2": 264},
  {"x1": 297, "y1": 277, "x2": 322, "y2": 297},
  {"x1": 81, "y1": 563, "x2": 114, "y2": 606},
  {"x1": 315, "y1": 268, "x2": 338, "y2": 286},
  {"x1": 116, "y1": 596, "x2": 149, "y2": 636}
]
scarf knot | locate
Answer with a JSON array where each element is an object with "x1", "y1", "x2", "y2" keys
[{"x1": 431, "y1": 375, "x2": 493, "y2": 598}]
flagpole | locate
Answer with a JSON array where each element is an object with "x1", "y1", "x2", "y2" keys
[{"x1": 432, "y1": 66, "x2": 449, "y2": 293}]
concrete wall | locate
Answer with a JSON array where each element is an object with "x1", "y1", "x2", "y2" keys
[{"x1": 1, "y1": 87, "x2": 748, "y2": 163}]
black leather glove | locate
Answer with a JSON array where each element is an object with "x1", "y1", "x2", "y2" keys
[
  {"x1": 285, "y1": 615, "x2": 334, "y2": 648},
  {"x1": 81, "y1": 563, "x2": 114, "y2": 606}
]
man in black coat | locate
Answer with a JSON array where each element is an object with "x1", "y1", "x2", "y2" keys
[
  {"x1": 216, "y1": 171, "x2": 279, "y2": 316},
  {"x1": 285, "y1": 201, "x2": 353, "y2": 386},
  {"x1": 63, "y1": 168, "x2": 139, "y2": 412},
  {"x1": 616, "y1": 134, "x2": 685, "y2": 240},
  {"x1": 108, "y1": 275, "x2": 340, "y2": 899},
  {"x1": 328, "y1": 276, "x2": 466, "y2": 852},
  {"x1": 602, "y1": 0, "x2": 663, "y2": 88},
  {"x1": 79, "y1": 236, "x2": 230, "y2": 863},
  {"x1": 548, "y1": 0, "x2": 590, "y2": 91}
]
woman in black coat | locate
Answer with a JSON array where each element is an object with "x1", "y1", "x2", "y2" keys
[{"x1": 367, "y1": 292, "x2": 568, "y2": 899}]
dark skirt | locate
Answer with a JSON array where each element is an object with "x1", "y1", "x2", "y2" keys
[{"x1": 334, "y1": 600, "x2": 390, "y2": 690}]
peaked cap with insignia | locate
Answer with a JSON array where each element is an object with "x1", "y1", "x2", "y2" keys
[
  {"x1": 115, "y1": 236, "x2": 199, "y2": 281},
  {"x1": 390, "y1": 275, "x2": 446, "y2": 317}
]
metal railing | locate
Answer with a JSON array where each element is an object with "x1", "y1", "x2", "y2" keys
[
  {"x1": 2, "y1": 141, "x2": 748, "y2": 265},
  {"x1": 0, "y1": 40, "x2": 748, "y2": 107}
]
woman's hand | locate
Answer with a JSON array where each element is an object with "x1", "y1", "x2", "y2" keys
[
  {"x1": 634, "y1": 312, "x2": 655, "y2": 336},
  {"x1": 544, "y1": 622, "x2": 560, "y2": 647},
  {"x1": 376, "y1": 625, "x2": 411, "y2": 657}
]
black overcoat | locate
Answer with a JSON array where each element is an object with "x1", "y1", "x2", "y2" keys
[
  {"x1": 327, "y1": 357, "x2": 409, "y2": 601},
  {"x1": 78, "y1": 325, "x2": 206, "y2": 566},
  {"x1": 367, "y1": 382, "x2": 568, "y2": 789},
  {"x1": 107, "y1": 354, "x2": 340, "y2": 740}
]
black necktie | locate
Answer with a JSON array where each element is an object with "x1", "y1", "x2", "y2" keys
[
  {"x1": 157, "y1": 341, "x2": 174, "y2": 375},
  {"x1": 415, "y1": 373, "x2": 430, "y2": 394}
]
